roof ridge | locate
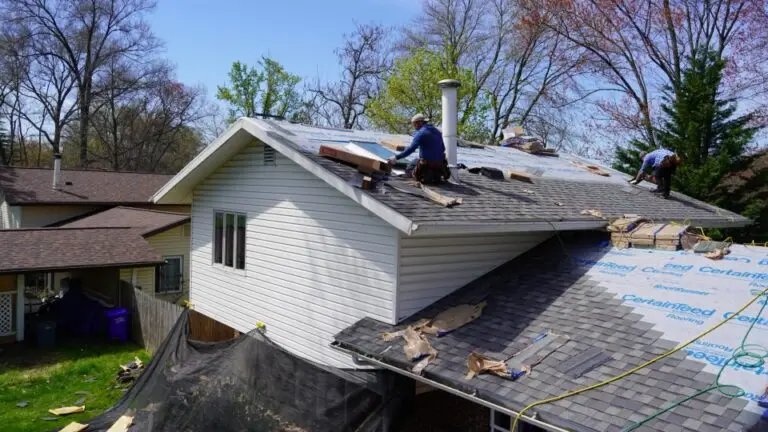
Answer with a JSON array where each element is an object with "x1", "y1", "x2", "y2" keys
[
  {"x1": 4, "y1": 226, "x2": 137, "y2": 232},
  {"x1": 0, "y1": 166, "x2": 173, "y2": 176},
  {"x1": 114, "y1": 205, "x2": 191, "y2": 216}
]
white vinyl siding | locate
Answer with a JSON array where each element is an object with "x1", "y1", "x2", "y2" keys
[
  {"x1": 190, "y1": 140, "x2": 398, "y2": 368},
  {"x1": 19, "y1": 205, "x2": 103, "y2": 227},
  {"x1": 396, "y1": 232, "x2": 551, "y2": 320}
]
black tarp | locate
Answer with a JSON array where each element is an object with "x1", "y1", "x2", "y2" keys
[{"x1": 83, "y1": 310, "x2": 385, "y2": 432}]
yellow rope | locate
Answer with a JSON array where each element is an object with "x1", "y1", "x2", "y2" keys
[{"x1": 510, "y1": 286, "x2": 768, "y2": 431}]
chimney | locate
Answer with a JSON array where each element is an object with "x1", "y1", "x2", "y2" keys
[
  {"x1": 439, "y1": 79, "x2": 461, "y2": 181},
  {"x1": 52, "y1": 153, "x2": 61, "y2": 190}
]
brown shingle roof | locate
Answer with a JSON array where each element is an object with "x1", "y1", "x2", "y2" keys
[
  {"x1": 0, "y1": 227, "x2": 163, "y2": 273},
  {"x1": 62, "y1": 206, "x2": 190, "y2": 236},
  {"x1": 0, "y1": 167, "x2": 173, "y2": 205}
]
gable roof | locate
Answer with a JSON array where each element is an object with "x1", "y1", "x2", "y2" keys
[
  {"x1": 0, "y1": 227, "x2": 163, "y2": 273},
  {"x1": 62, "y1": 206, "x2": 190, "y2": 237},
  {"x1": 0, "y1": 166, "x2": 173, "y2": 205},
  {"x1": 334, "y1": 235, "x2": 768, "y2": 431},
  {"x1": 153, "y1": 118, "x2": 749, "y2": 235}
]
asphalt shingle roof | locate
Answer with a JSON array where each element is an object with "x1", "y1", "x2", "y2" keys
[
  {"x1": 308, "y1": 154, "x2": 748, "y2": 229},
  {"x1": 0, "y1": 227, "x2": 163, "y2": 273},
  {"x1": 0, "y1": 167, "x2": 172, "y2": 205},
  {"x1": 62, "y1": 206, "x2": 189, "y2": 236},
  {"x1": 334, "y1": 234, "x2": 766, "y2": 432}
]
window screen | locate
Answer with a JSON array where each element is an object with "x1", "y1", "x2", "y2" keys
[
  {"x1": 224, "y1": 213, "x2": 235, "y2": 267},
  {"x1": 236, "y1": 214, "x2": 246, "y2": 270},
  {"x1": 214, "y1": 213, "x2": 223, "y2": 264}
]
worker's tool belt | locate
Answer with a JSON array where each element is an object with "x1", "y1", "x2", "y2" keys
[
  {"x1": 660, "y1": 154, "x2": 681, "y2": 169},
  {"x1": 414, "y1": 158, "x2": 451, "y2": 185}
]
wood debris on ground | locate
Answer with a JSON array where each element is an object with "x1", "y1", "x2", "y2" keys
[
  {"x1": 60, "y1": 422, "x2": 89, "y2": 432},
  {"x1": 49, "y1": 406, "x2": 85, "y2": 416},
  {"x1": 107, "y1": 415, "x2": 134, "y2": 432}
]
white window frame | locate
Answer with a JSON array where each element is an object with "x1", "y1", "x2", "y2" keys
[
  {"x1": 213, "y1": 210, "x2": 247, "y2": 271},
  {"x1": 156, "y1": 255, "x2": 184, "y2": 294}
]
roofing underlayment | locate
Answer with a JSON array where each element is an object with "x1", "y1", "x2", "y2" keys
[
  {"x1": 0, "y1": 227, "x2": 163, "y2": 273},
  {"x1": 335, "y1": 235, "x2": 768, "y2": 431},
  {"x1": 62, "y1": 206, "x2": 190, "y2": 236},
  {"x1": 0, "y1": 166, "x2": 172, "y2": 205},
  {"x1": 154, "y1": 119, "x2": 748, "y2": 232}
]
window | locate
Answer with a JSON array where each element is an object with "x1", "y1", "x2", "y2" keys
[
  {"x1": 213, "y1": 211, "x2": 247, "y2": 270},
  {"x1": 157, "y1": 256, "x2": 184, "y2": 293}
]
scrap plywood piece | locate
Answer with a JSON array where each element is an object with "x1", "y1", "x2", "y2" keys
[
  {"x1": 507, "y1": 169, "x2": 535, "y2": 184},
  {"x1": 49, "y1": 406, "x2": 85, "y2": 416},
  {"x1": 319, "y1": 145, "x2": 391, "y2": 173},
  {"x1": 379, "y1": 138, "x2": 408, "y2": 152},
  {"x1": 107, "y1": 415, "x2": 134, "y2": 432},
  {"x1": 420, "y1": 185, "x2": 462, "y2": 207},
  {"x1": 60, "y1": 422, "x2": 89, "y2": 432}
]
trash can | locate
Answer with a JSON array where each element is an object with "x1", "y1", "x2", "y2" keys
[
  {"x1": 105, "y1": 308, "x2": 130, "y2": 343},
  {"x1": 36, "y1": 320, "x2": 57, "y2": 349}
]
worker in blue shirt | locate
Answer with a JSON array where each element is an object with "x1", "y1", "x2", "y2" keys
[
  {"x1": 630, "y1": 148, "x2": 682, "y2": 198},
  {"x1": 387, "y1": 113, "x2": 450, "y2": 183}
]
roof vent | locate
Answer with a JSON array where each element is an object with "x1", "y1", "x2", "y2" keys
[{"x1": 263, "y1": 145, "x2": 276, "y2": 166}]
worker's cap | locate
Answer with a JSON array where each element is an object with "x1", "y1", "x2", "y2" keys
[{"x1": 411, "y1": 113, "x2": 428, "y2": 123}]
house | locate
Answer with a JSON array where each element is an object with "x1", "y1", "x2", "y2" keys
[
  {"x1": 0, "y1": 207, "x2": 190, "y2": 344},
  {"x1": 0, "y1": 166, "x2": 184, "y2": 229},
  {"x1": 152, "y1": 83, "x2": 764, "y2": 430}
]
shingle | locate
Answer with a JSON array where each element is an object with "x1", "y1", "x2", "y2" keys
[
  {"x1": 0, "y1": 227, "x2": 163, "y2": 272},
  {"x1": 332, "y1": 234, "x2": 757, "y2": 432},
  {"x1": 0, "y1": 166, "x2": 171, "y2": 204}
]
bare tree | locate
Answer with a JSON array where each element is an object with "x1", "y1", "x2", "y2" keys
[
  {"x1": 522, "y1": 0, "x2": 768, "y2": 146},
  {"x1": 310, "y1": 23, "x2": 390, "y2": 129},
  {"x1": 89, "y1": 70, "x2": 207, "y2": 172},
  {"x1": 3, "y1": 0, "x2": 161, "y2": 167}
]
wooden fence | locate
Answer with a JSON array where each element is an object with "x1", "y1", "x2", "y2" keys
[{"x1": 120, "y1": 283, "x2": 237, "y2": 353}]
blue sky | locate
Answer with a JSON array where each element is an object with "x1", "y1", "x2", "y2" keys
[{"x1": 148, "y1": 0, "x2": 419, "y2": 98}]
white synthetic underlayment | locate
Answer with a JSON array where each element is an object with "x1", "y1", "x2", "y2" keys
[
  {"x1": 572, "y1": 242, "x2": 768, "y2": 413},
  {"x1": 276, "y1": 122, "x2": 633, "y2": 185}
]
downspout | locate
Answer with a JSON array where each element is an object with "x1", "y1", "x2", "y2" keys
[
  {"x1": 331, "y1": 343, "x2": 570, "y2": 432},
  {"x1": 439, "y1": 79, "x2": 461, "y2": 182}
]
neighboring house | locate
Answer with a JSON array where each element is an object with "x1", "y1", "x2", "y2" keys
[
  {"x1": 0, "y1": 207, "x2": 191, "y2": 344},
  {"x1": 0, "y1": 166, "x2": 184, "y2": 229},
  {"x1": 62, "y1": 207, "x2": 191, "y2": 303},
  {"x1": 152, "y1": 107, "x2": 763, "y2": 430}
]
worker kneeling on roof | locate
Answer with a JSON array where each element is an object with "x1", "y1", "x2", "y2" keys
[
  {"x1": 630, "y1": 148, "x2": 682, "y2": 199},
  {"x1": 387, "y1": 113, "x2": 450, "y2": 184}
]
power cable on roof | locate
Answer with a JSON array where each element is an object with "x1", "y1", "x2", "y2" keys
[{"x1": 510, "y1": 285, "x2": 768, "y2": 431}]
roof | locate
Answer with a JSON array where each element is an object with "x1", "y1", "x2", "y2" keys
[
  {"x1": 334, "y1": 235, "x2": 768, "y2": 431},
  {"x1": 0, "y1": 227, "x2": 163, "y2": 273},
  {"x1": 0, "y1": 166, "x2": 173, "y2": 205},
  {"x1": 62, "y1": 206, "x2": 190, "y2": 236},
  {"x1": 153, "y1": 118, "x2": 748, "y2": 234}
]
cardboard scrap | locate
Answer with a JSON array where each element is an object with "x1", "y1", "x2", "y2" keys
[
  {"x1": 466, "y1": 352, "x2": 507, "y2": 379},
  {"x1": 107, "y1": 415, "x2": 134, "y2": 432},
  {"x1": 49, "y1": 406, "x2": 85, "y2": 416},
  {"x1": 60, "y1": 422, "x2": 89, "y2": 432},
  {"x1": 421, "y1": 302, "x2": 487, "y2": 337},
  {"x1": 381, "y1": 302, "x2": 487, "y2": 375}
]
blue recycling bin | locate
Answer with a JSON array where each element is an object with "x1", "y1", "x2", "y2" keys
[{"x1": 104, "y1": 308, "x2": 130, "y2": 343}]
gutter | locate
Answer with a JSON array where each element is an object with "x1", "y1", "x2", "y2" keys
[{"x1": 331, "y1": 343, "x2": 571, "y2": 432}]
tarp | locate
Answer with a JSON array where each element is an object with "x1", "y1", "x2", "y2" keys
[
  {"x1": 83, "y1": 310, "x2": 385, "y2": 431},
  {"x1": 571, "y1": 242, "x2": 768, "y2": 413}
]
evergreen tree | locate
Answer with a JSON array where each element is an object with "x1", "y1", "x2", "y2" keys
[{"x1": 613, "y1": 49, "x2": 759, "y2": 200}]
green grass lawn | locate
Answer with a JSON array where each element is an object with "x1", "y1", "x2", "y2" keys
[{"x1": 0, "y1": 338, "x2": 149, "y2": 432}]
